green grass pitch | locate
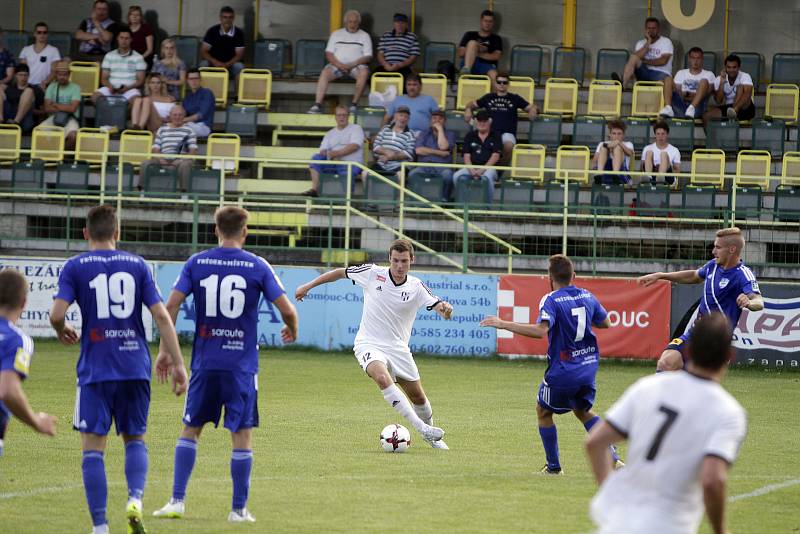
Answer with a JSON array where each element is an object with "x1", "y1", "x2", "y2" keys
[{"x1": 1, "y1": 341, "x2": 799, "y2": 533}]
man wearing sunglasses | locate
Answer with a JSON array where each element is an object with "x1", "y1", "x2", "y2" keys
[
  {"x1": 464, "y1": 72, "x2": 537, "y2": 164},
  {"x1": 19, "y1": 22, "x2": 61, "y2": 90}
]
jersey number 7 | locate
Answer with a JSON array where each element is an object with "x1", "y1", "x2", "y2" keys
[
  {"x1": 571, "y1": 306, "x2": 586, "y2": 342},
  {"x1": 199, "y1": 274, "x2": 246, "y2": 319}
]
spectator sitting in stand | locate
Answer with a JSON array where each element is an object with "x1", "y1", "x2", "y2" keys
[
  {"x1": 409, "y1": 110, "x2": 457, "y2": 202},
  {"x1": 131, "y1": 73, "x2": 175, "y2": 132},
  {"x1": 375, "y1": 13, "x2": 419, "y2": 78},
  {"x1": 152, "y1": 38, "x2": 186, "y2": 101},
  {"x1": 452, "y1": 109, "x2": 502, "y2": 204},
  {"x1": 139, "y1": 105, "x2": 197, "y2": 194},
  {"x1": 308, "y1": 10, "x2": 372, "y2": 114},
  {"x1": 703, "y1": 54, "x2": 756, "y2": 123},
  {"x1": 616, "y1": 17, "x2": 673, "y2": 89},
  {"x1": 457, "y1": 10, "x2": 502, "y2": 82},
  {"x1": 75, "y1": 0, "x2": 118, "y2": 60},
  {"x1": 18, "y1": 22, "x2": 61, "y2": 90},
  {"x1": 41, "y1": 61, "x2": 81, "y2": 151},
  {"x1": 0, "y1": 28, "x2": 15, "y2": 87},
  {"x1": 303, "y1": 104, "x2": 365, "y2": 197},
  {"x1": 0, "y1": 64, "x2": 44, "y2": 133},
  {"x1": 642, "y1": 120, "x2": 681, "y2": 186},
  {"x1": 181, "y1": 68, "x2": 215, "y2": 138},
  {"x1": 200, "y1": 6, "x2": 245, "y2": 80},
  {"x1": 371, "y1": 106, "x2": 415, "y2": 177},
  {"x1": 382, "y1": 73, "x2": 439, "y2": 135},
  {"x1": 659, "y1": 47, "x2": 716, "y2": 119},
  {"x1": 92, "y1": 26, "x2": 146, "y2": 107},
  {"x1": 591, "y1": 119, "x2": 634, "y2": 185},
  {"x1": 127, "y1": 5, "x2": 154, "y2": 66}
]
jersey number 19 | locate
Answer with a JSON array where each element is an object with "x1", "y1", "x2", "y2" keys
[
  {"x1": 199, "y1": 274, "x2": 246, "y2": 319},
  {"x1": 90, "y1": 272, "x2": 136, "y2": 319}
]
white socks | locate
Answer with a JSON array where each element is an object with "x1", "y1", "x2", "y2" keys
[
  {"x1": 381, "y1": 385, "x2": 426, "y2": 432},
  {"x1": 413, "y1": 400, "x2": 433, "y2": 425}
]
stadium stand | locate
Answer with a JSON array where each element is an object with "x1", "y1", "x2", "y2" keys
[
  {"x1": 553, "y1": 46, "x2": 586, "y2": 84},
  {"x1": 510, "y1": 44, "x2": 544, "y2": 81}
]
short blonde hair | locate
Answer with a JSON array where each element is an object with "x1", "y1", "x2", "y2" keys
[{"x1": 716, "y1": 227, "x2": 745, "y2": 250}]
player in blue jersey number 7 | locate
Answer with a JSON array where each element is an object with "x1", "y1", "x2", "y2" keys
[
  {"x1": 0, "y1": 269, "x2": 57, "y2": 457},
  {"x1": 153, "y1": 206, "x2": 298, "y2": 523},
  {"x1": 50, "y1": 205, "x2": 188, "y2": 534},
  {"x1": 637, "y1": 227, "x2": 763, "y2": 371},
  {"x1": 480, "y1": 254, "x2": 622, "y2": 474}
]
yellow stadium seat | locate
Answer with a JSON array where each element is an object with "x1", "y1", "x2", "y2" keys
[
  {"x1": 556, "y1": 145, "x2": 590, "y2": 184},
  {"x1": 631, "y1": 81, "x2": 664, "y2": 118},
  {"x1": 200, "y1": 67, "x2": 229, "y2": 108},
  {"x1": 69, "y1": 61, "x2": 100, "y2": 97},
  {"x1": 237, "y1": 68, "x2": 272, "y2": 109},
  {"x1": 588, "y1": 80, "x2": 622, "y2": 118},
  {"x1": 543, "y1": 78, "x2": 579, "y2": 117},
  {"x1": 419, "y1": 73, "x2": 447, "y2": 109},
  {"x1": 735, "y1": 150, "x2": 772, "y2": 190},
  {"x1": 456, "y1": 74, "x2": 491, "y2": 110},
  {"x1": 206, "y1": 133, "x2": 241, "y2": 174},
  {"x1": 75, "y1": 128, "x2": 110, "y2": 165},
  {"x1": 248, "y1": 211, "x2": 309, "y2": 248},
  {"x1": 511, "y1": 143, "x2": 546, "y2": 182},
  {"x1": 0, "y1": 123, "x2": 21, "y2": 164},
  {"x1": 780, "y1": 151, "x2": 800, "y2": 186},
  {"x1": 370, "y1": 72, "x2": 404, "y2": 98},
  {"x1": 509, "y1": 76, "x2": 535, "y2": 114},
  {"x1": 31, "y1": 125, "x2": 65, "y2": 163},
  {"x1": 690, "y1": 149, "x2": 726, "y2": 188},
  {"x1": 119, "y1": 130, "x2": 153, "y2": 168},
  {"x1": 765, "y1": 84, "x2": 799, "y2": 123}
]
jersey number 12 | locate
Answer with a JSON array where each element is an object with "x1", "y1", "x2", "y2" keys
[{"x1": 199, "y1": 274, "x2": 246, "y2": 319}]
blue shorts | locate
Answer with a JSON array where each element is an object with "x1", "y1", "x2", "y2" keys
[
  {"x1": 73, "y1": 380, "x2": 150, "y2": 436},
  {"x1": 461, "y1": 58, "x2": 498, "y2": 75},
  {"x1": 183, "y1": 370, "x2": 259, "y2": 432},
  {"x1": 634, "y1": 65, "x2": 669, "y2": 82},
  {"x1": 670, "y1": 92, "x2": 709, "y2": 116},
  {"x1": 601, "y1": 157, "x2": 631, "y2": 185},
  {"x1": 666, "y1": 332, "x2": 691, "y2": 367},
  {"x1": 309, "y1": 152, "x2": 349, "y2": 175},
  {"x1": 537, "y1": 381, "x2": 596, "y2": 414}
]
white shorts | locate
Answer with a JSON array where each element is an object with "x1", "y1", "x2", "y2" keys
[
  {"x1": 501, "y1": 132, "x2": 516, "y2": 145},
  {"x1": 152, "y1": 101, "x2": 175, "y2": 119},
  {"x1": 326, "y1": 63, "x2": 369, "y2": 79},
  {"x1": 354, "y1": 344, "x2": 419, "y2": 382},
  {"x1": 96, "y1": 86, "x2": 141, "y2": 101}
]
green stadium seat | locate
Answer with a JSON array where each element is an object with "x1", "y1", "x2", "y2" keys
[
  {"x1": 254, "y1": 39, "x2": 291, "y2": 75},
  {"x1": 623, "y1": 117, "x2": 651, "y2": 150},
  {"x1": 510, "y1": 45, "x2": 543, "y2": 81},
  {"x1": 572, "y1": 115, "x2": 605, "y2": 148},
  {"x1": 295, "y1": 39, "x2": 326, "y2": 77},
  {"x1": 188, "y1": 168, "x2": 221, "y2": 198},
  {"x1": 774, "y1": 184, "x2": 800, "y2": 221},
  {"x1": 444, "y1": 110, "x2": 472, "y2": 144},
  {"x1": 544, "y1": 181, "x2": 579, "y2": 212},
  {"x1": 553, "y1": 47, "x2": 586, "y2": 84},
  {"x1": 705, "y1": 119, "x2": 740, "y2": 153},
  {"x1": 635, "y1": 183, "x2": 671, "y2": 217},
  {"x1": 172, "y1": 35, "x2": 201, "y2": 70},
  {"x1": 423, "y1": 42, "x2": 456, "y2": 74},
  {"x1": 107, "y1": 163, "x2": 136, "y2": 191},
  {"x1": 365, "y1": 173, "x2": 398, "y2": 212},
  {"x1": 500, "y1": 179, "x2": 534, "y2": 210},
  {"x1": 455, "y1": 179, "x2": 491, "y2": 207},
  {"x1": 48, "y1": 31, "x2": 74, "y2": 58},
  {"x1": 55, "y1": 162, "x2": 90, "y2": 190},
  {"x1": 4, "y1": 31, "x2": 31, "y2": 58},
  {"x1": 591, "y1": 183, "x2": 625, "y2": 216},
  {"x1": 751, "y1": 118, "x2": 785, "y2": 158},
  {"x1": 681, "y1": 185, "x2": 717, "y2": 219},
  {"x1": 355, "y1": 107, "x2": 386, "y2": 137},
  {"x1": 143, "y1": 164, "x2": 178, "y2": 195},
  {"x1": 95, "y1": 95, "x2": 128, "y2": 131},
  {"x1": 666, "y1": 118, "x2": 694, "y2": 152},
  {"x1": 729, "y1": 185, "x2": 762, "y2": 219},
  {"x1": 771, "y1": 53, "x2": 800, "y2": 85},
  {"x1": 224, "y1": 105, "x2": 258, "y2": 139},
  {"x1": 595, "y1": 49, "x2": 629, "y2": 81},
  {"x1": 529, "y1": 115, "x2": 562, "y2": 150},
  {"x1": 406, "y1": 171, "x2": 445, "y2": 204},
  {"x1": 318, "y1": 172, "x2": 349, "y2": 198},
  {"x1": 11, "y1": 160, "x2": 44, "y2": 190}
]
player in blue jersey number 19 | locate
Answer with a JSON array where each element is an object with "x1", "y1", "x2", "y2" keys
[
  {"x1": 49, "y1": 205, "x2": 188, "y2": 534},
  {"x1": 152, "y1": 206, "x2": 298, "y2": 523},
  {"x1": 481, "y1": 254, "x2": 623, "y2": 474}
]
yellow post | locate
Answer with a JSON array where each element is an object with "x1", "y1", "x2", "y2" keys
[
  {"x1": 488, "y1": 0, "x2": 494, "y2": 9},
  {"x1": 647, "y1": 0, "x2": 652, "y2": 17},
  {"x1": 411, "y1": 0, "x2": 416, "y2": 32},
  {"x1": 254, "y1": 0, "x2": 260, "y2": 41},
  {"x1": 330, "y1": 0, "x2": 342, "y2": 34},
  {"x1": 177, "y1": 0, "x2": 183, "y2": 35},
  {"x1": 562, "y1": 0, "x2": 577, "y2": 48},
  {"x1": 723, "y1": 0, "x2": 730, "y2": 55},
  {"x1": 19, "y1": 0, "x2": 25, "y2": 31}
]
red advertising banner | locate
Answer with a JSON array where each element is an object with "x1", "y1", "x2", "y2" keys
[{"x1": 496, "y1": 275, "x2": 671, "y2": 360}]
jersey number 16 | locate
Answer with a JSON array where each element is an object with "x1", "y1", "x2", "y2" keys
[{"x1": 199, "y1": 274, "x2": 247, "y2": 319}]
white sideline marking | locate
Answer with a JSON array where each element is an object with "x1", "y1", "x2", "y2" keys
[{"x1": 728, "y1": 478, "x2": 800, "y2": 503}]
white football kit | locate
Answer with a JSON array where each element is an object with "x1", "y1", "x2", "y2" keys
[
  {"x1": 345, "y1": 264, "x2": 441, "y2": 381},
  {"x1": 591, "y1": 371, "x2": 747, "y2": 534}
]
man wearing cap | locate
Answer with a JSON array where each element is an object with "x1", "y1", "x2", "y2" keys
[
  {"x1": 452, "y1": 109, "x2": 502, "y2": 204},
  {"x1": 0, "y1": 64, "x2": 44, "y2": 133},
  {"x1": 409, "y1": 110, "x2": 457, "y2": 202},
  {"x1": 371, "y1": 106, "x2": 416, "y2": 176},
  {"x1": 465, "y1": 71, "x2": 537, "y2": 164},
  {"x1": 382, "y1": 73, "x2": 439, "y2": 135},
  {"x1": 42, "y1": 61, "x2": 81, "y2": 150},
  {"x1": 375, "y1": 13, "x2": 420, "y2": 78}
]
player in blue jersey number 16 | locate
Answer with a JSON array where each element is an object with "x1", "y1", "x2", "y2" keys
[{"x1": 481, "y1": 254, "x2": 622, "y2": 474}]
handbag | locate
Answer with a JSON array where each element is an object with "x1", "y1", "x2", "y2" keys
[{"x1": 52, "y1": 85, "x2": 72, "y2": 126}]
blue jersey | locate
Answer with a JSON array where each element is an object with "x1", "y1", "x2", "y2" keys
[
  {"x1": 0, "y1": 317, "x2": 34, "y2": 381},
  {"x1": 536, "y1": 285, "x2": 608, "y2": 386},
  {"x1": 174, "y1": 247, "x2": 286, "y2": 374},
  {"x1": 54, "y1": 250, "x2": 162, "y2": 386},
  {"x1": 697, "y1": 260, "x2": 760, "y2": 327}
]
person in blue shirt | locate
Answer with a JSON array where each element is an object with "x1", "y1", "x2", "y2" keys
[
  {"x1": 638, "y1": 226, "x2": 764, "y2": 371},
  {"x1": 0, "y1": 269, "x2": 57, "y2": 457},
  {"x1": 481, "y1": 254, "x2": 622, "y2": 474},
  {"x1": 383, "y1": 73, "x2": 440, "y2": 134},
  {"x1": 153, "y1": 206, "x2": 298, "y2": 523},
  {"x1": 49, "y1": 204, "x2": 187, "y2": 534},
  {"x1": 181, "y1": 68, "x2": 215, "y2": 138}
]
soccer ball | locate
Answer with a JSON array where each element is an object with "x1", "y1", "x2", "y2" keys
[{"x1": 380, "y1": 424, "x2": 411, "y2": 453}]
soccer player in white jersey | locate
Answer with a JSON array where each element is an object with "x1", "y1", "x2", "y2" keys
[
  {"x1": 638, "y1": 227, "x2": 763, "y2": 371},
  {"x1": 586, "y1": 312, "x2": 747, "y2": 534},
  {"x1": 295, "y1": 239, "x2": 452, "y2": 448}
]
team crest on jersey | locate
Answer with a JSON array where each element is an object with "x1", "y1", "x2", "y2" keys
[
  {"x1": 719, "y1": 278, "x2": 729, "y2": 289},
  {"x1": 376, "y1": 286, "x2": 382, "y2": 291},
  {"x1": 401, "y1": 291, "x2": 410, "y2": 301}
]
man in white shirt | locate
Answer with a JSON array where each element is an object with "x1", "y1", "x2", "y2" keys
[
  {"x1": 309, "y1": 10, "x2": 373, "y2": 114},
  {"x1": 592, "y1": 119, "x2": 635, "y2": 185},
  {"x1": 586, "y1": 312, "x2": 747, "y2": 534},
  {"x1": 303, "y1": 104, "x2": 365, "y2": 197},
  {"x1": 618, "y1": 17, "x2": 673, "y2": 88},
  {"x1": 660, "y1": 47, "x2": 716, "y2": 119},
  {"x1": 18, "y1": 22, "x2": 61, "y2": 89},
  {"x1": 642, "y1": 120, "x2": 681, "y2": 186},
  {"x1": 704, "y1": 54, "x2": 756, "y2": 123},
  {"x1": 295, "y1": 239, "x2": 453, "y2": 449}
]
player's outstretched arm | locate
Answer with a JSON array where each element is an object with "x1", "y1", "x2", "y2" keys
[
  {"x1": 295, "y1": 268, "x2": 347, "y2": 302},
  {"x1": 479, "y1": 315, "x2": 548, "y2": 339},
  {"x1": 273, "y1": 294, "x2": 299, "y2": 343},
  {"x1": 585, "y1": 421, "x2": 624, "y2": 485},
  {"x1": 433, "y1": 301, "x2": 454, "y2": 320},
  {"x1": 0, "y1": 370, "x2": 57, "y2": 436},
  {"x1": 637, "y1": 269, "x2": 702, "y2": 286},
  {"x1": 701, "y1": 456, "x2": 730, "y2": 534},
  {"x1": 736, "y1": 292, "x2": 764, "y2": 312},
  {"x1": 48, "y1": 298, "x2": 80, "y2": 345},
  {"x1": 150, "y1": 301, "x2": 188, "y2": 396}
]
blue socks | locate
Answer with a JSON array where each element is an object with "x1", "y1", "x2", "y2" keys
[
  {"x1": 538, "y1": 426, "x2": 560, "y2": 470},
  {"x1": 124, "y1": 440, "x2": 148, "y2": 501},
  {"x1": 231, "y1": 449, "x2": 253, "y2": 511},
  {"x1": 172, "y1": 437, "x2": 198, "y2": 501},
  {"x1": 82, "y1": 450, "x2": 108, "y2": 527},
  {"x1": 583, "y1": 415, "x2": 621, "y2": 462}
]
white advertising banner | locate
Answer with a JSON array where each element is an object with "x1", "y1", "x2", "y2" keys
[{"x1": 733, "y1": 296, "x2": 800, "y2": 353}]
